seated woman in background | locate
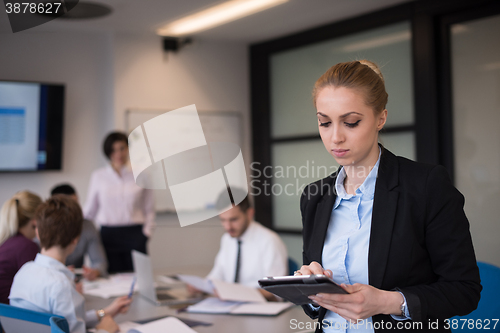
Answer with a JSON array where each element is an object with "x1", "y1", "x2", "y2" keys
[
  {"x1": 9, "y1": 195, "x2": 131, "y2": 333},
  {"x1": 84, "y1": 132, "x2": 155, "y2": 273},
  {"x1": 0, "y1": 191, "x2": 42, "y2": 304}
]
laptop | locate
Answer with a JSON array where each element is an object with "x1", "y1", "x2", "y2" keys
[{"x1": 131, "y1": 250, "x2": 200, "y2": 306}]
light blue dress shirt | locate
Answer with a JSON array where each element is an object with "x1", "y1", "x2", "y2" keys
[
  {"x1": 9, "y1": 253, "x2": 106, "y2": 333},
  {"x1": 320, "y1": 149, "x2": 409, "y2": 332}
]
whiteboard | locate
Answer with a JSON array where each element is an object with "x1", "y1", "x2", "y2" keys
[{"x1": 125, "y1": 108, "x2": 243, "y2": 212}]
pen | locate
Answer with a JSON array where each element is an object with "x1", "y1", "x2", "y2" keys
[{"x1": 128, "y1": 277, "x2": 136, "y2": 299}]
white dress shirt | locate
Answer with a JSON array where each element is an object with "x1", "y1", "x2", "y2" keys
[
  {"x1": 207, "y1": 221, "x2": 288, "y2": 289},
  {"x1": 83, "y1": 164, "x2": 155, "y2": 237},
  {"x1": 9, "y1": 254, "x2": 107, "y2": 333}
]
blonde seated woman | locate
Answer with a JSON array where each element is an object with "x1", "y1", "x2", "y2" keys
[{"x1": 0, "y1": 191, "x2": 42, "y2": 304}]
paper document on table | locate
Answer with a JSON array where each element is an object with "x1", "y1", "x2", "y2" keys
[
  {"x1": 186, "y1": 297, "x2": 241, "y2": 314},
  {"x1": 126, "y1": 317, "x2": 197, "y2": 333},
  {"x1": 211, "y1": 279, "x2": 266, "y2": 303},
  {"x1": 84, "y1": 274, "x2": 138, "y2": 299},
  {"x1": 230, "y1": 302, "x2": 294, "y2": 315},
  {"x1": 186, "y1": 297, "x2": 293, "y2": 316},
  {"x1": 177, "y1": 274, "x2": 214, "y2": 294},
  {"x1": 119, "y1": 321, "x2": 140, "y2": 332}
]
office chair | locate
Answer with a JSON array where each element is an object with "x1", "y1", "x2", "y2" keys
[
  {"x1": 50, "y1": 316, "x2": 70, "y2": 333},
  {"x1": 451, "y1": 261, "x2": 500, "y2": 332},
  {"x1": 288, "y1": 257, "x2": 299, "y2": 276},
  {"x1": 0, "y1": 303, "x2": 69, "y2": 333}
]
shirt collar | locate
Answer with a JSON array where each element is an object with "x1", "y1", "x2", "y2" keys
[
  {"x1": 106, "y1": 163, "x2": 132, "y2": 176},
  {"x1": 238, "y1": 220, "x2": 255, "y2": 242},
  {"x1": 34, "y1": 253, "x2": 75, "y2": 281},
  {"x1": 333, "y1": 147, "x2": 381, "y2": 209}
]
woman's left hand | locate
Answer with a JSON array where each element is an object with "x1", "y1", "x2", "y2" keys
[{"x1": 308, "y1": 283, "x2": 403, "y2": 322}]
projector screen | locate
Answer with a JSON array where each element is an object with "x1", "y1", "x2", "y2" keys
[{"x1": 0, "y1": 81, "x2": 64, "y2": 171}]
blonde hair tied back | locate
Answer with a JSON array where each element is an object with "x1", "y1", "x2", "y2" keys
[
  {"x1": 358, "y1": 59, "x2": 385, "y2": 83},
  {"x1": 0, "y1": 191, "x2": 42, "y2": 245},
  {"x1": 312, "y1": 60, "x2": 388, "y2": 114}
]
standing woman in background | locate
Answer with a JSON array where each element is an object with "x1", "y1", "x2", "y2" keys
[
  {"x1": 0, "y1": 191, "x2": 42, "y2": 304},
  {"x1": 84, "y1": 132, "x2": 155, "y2": 273},
  {"x1": 296, "y1": 60, "x2": 481, "y2": 332}
]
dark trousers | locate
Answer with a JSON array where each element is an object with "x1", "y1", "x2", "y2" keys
[{"x1": 100, "y1": 224, "x2": 148, "y2": 274}]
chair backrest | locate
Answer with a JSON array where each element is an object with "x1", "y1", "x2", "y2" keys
[
  {"x1": 50, "y1": 316, "x2": 70, "y2": 333},
  {"x1": 0, "y1": 303, "x2": 69, "y2": 333},
  {"x1": 451, "y1": 261, "x2": 500, "y2": 332},
  {"x1": 288, "y1": 257, "x2": 299, "y2": 276}
]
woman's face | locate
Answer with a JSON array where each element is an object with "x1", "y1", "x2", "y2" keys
[
  {"x1": 24, "y1": 219, "x2": 37, "y2": 240},
  {"x1": 315, "y1": 86, "x2": 387, "y2": 169},
  {"x1": 110, "y1": 140, "x2": 129, "y2": 167}
]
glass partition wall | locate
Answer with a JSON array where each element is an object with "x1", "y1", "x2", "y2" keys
[{"x1": 450, "y1": 14, "x2": 500, "y2": 266}]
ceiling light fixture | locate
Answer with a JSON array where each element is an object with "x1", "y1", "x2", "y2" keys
[{"x1": 157, "y1": 0, "x2": 288, "y2": 37}]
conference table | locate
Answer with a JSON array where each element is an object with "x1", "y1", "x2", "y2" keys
[
  {"x1": 86, "y1": 294, "x2": 313, "y2": 333},
  {"x1": 84, "y1": 267, "x2": 315, "y2": 333}
]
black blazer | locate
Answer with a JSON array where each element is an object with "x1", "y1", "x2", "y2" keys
[{"x1": 300, "y1": 148, "x2": 481, "y2": 332}]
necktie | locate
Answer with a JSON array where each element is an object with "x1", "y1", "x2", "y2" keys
[{"x1": 234, "y1": 239, "x2": 242, "y2": 283}]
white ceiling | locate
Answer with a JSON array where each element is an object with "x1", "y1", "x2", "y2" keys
[{"x1": 0, "y1": 0, "x2": 412, "y2": 43}]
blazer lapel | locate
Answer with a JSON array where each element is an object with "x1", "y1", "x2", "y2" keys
[
  {"x1": 308, "y1": 176, "x2": 337, "y2": 266},
  {"x1": 368, "y1": 148, "x2": 399, "y2": 289}
]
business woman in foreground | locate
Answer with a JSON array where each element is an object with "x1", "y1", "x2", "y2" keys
[{"x1": 296, "y1": 60, "x2": 481, "y2": 332}]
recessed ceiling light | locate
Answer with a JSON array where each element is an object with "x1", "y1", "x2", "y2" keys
[{"x1": 157, "y1": 0, "x2": 288, "y2": 37}]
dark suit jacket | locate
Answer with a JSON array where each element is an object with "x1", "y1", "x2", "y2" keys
[{"x1": 300, "y1": 148, "x2": 481, "y2": 332}]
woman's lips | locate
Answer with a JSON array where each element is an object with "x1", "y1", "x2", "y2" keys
[{"x1": 332, "y1": 149, "x2": 349, "y2": 157}]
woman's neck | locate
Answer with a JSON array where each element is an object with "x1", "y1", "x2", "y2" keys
[
  {"x1": 342, "y1": 145, "x2": 380, "y2": 195},
  {"x1": 111, "y1": 162, "x2": 124, "y2": 175},
  {"x1": 17, "y1": 226, "x2": 31, "y2": 239}
]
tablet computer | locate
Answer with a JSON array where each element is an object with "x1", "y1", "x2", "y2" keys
[{"x1": 258, "y1": 274, "x2": 348, "y2": 305}]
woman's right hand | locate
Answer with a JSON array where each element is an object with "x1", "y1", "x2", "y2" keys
[
  {"x1": 96, "y1": 315, "x2": 119, "y2": 333},
  {"x1": 296, "y1": 261, "x2": 333, "y2": 278}
]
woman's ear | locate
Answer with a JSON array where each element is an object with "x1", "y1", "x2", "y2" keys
[{"x1": 377, "y1": 109, "x2": 388, "y2": 131}]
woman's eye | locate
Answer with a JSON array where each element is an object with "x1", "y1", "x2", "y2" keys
[
  {"x1": 345, "y1": 120, "x2": 361, "y2": 128},
  {"x1": 319, "y1": 121, "x2": 331, "y2": 127}
]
